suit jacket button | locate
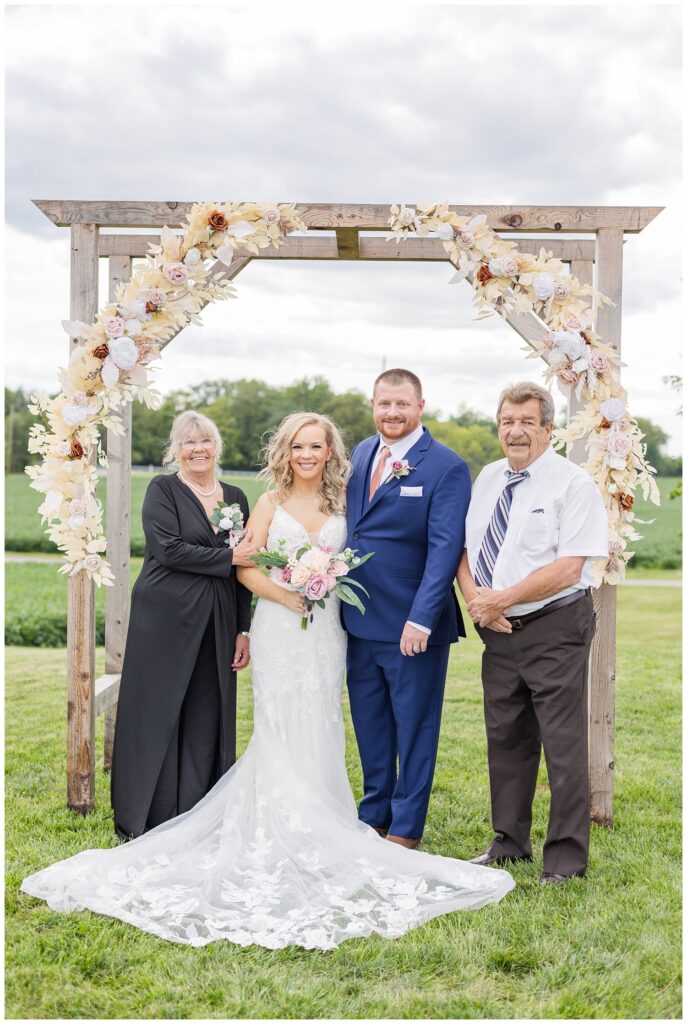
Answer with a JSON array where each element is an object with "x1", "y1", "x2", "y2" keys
[{"x1": 353, "y1": 533, "x2": 359, "y2": 540}]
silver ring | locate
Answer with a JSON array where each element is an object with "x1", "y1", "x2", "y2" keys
[{"x1": 413, "y1": 643, "x2": 421, "y2": 653}]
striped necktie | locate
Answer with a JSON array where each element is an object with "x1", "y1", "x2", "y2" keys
[{"x1": 474, "y1": 469, "x2": 530, "y2": 588}]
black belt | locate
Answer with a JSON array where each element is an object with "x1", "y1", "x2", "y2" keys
[{"x1": 506, "y1": 589, "x2": 589, "y2": 631}]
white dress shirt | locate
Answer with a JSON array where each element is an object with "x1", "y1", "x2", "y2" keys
[
  {"x1": 465, "y1": 444, "x2": 608, "y2": 616},
  {"x1": 370, "y1": 423, "x2": 425, "y2": 478},
  {"x1": 373, "y1": 424, "x2": 431, "y2": 635}
]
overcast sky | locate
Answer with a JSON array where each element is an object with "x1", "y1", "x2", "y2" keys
[{"x1": 5, "y1": 3, "x2": 682, "y2": 452}]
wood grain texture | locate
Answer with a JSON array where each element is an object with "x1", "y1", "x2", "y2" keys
[
  {"x1": 588, "y1": 227, "x2": 624, "y2": 827},
  {"x1": 67, "y1": 225, "x2": 99, "y2": 813},
  {"x1": 98, "y1": 234, "x2": 597, "y2": 261},
  {"x1": 34, "y1": 200, "x2": 663, "y2": 233},
  {"x1": 95, "y1": 674, "x2": 121, "y2": 717},
  {"x1": 104, "y1": 255, "x2": 133, "y2": 771}
]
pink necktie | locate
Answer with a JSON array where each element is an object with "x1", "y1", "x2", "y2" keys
[{"x1": 369, "y1": 446, "x2": 391, "y2": 500}]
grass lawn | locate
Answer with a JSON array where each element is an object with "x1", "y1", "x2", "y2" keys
[
  {"x1": 5, "y1": 472, "x2": 682, "y2": 566},
  {"x1": 5, "y1": 472, "x2": 267, "y2": 555},
  {"x1": 5, "y1": 585, "x2": 681, "y2": 1019}
]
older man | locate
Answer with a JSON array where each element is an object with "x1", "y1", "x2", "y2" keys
[{"x1": 457, "y1": 382, "x2": 608, "y2": 884}]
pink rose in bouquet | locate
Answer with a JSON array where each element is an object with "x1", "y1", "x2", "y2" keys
[{"x1": 305, "y1": 575, "x2": 328, "y2": 601}]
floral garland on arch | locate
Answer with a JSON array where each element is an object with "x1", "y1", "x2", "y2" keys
[
  {"x1": 389, "y1": 203, "x2": 660, "y2": 584},
  {"x1": 26, "y1": 202, "x2": 307, "y2": 585}
]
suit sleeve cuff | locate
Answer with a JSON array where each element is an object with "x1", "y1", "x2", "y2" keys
[{"x1": 408, "y1": 620, "x2": 432, "y2": 635}]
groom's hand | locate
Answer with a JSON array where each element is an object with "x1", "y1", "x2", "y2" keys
[
  {"x1": 232, "y1": 634, "x2": 250, "y2": 670},
  {"x1": 400, "y1": 623, "x2": 429, "y2": 657}
]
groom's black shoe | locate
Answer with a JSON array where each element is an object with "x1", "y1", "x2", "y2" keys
[
  {"x1": 539, "y1": 870, "x2": 586, "y2": 885},
  {"x1": 469, "y1": 850, "x2": 532, "y2": 867}
]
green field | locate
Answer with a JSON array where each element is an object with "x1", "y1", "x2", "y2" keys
[
  {"x1": 5, "y1": 472, "x2": 267, "y2": 555},
  {"x1": 5, "y1": 583, "x2": 681, "y2": 1019},
  {"x1": 6, "y1": 471, "x2": 681, "y2": 566}
]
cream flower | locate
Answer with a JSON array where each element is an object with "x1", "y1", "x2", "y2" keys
[
  {"x1": 435, "y1": 222, "x2": 455, "y2": 241},
  {"x1": 62, "y1": 404, "x2": 88, "y2": 427},
  {"x1": 489, "y1": 255, "x2": 518, "y2": 277},
  {"x1": 184, "y1": 247, "x2": 202, "y2": 266},
  {"x1": 398, "y1": 206, "x2": 418, "y2": 227},
  {"x1": 84, "y1": 554, "x2": 103, "y2": 572},
  {"x1": 264, "y1": 208, "x2": 281, "y2": 226},
  {"x1": 590, "y1": 351, "x2": 609, "y2": 373},
  {"x1": 457, "y1": 231, "x2": 475, "y2": 249}
]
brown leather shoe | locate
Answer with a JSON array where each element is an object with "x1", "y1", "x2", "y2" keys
[
  {"x1": 386, "y1": 834, "x2": 421, "y2": 849},
  {"x1": 371, "y1": 826, "x2": 388, "y2": 838}
]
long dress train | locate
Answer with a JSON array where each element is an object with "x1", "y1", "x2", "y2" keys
[{"x1": 21, "y1": 509, "x2": 514, "y2": 950}]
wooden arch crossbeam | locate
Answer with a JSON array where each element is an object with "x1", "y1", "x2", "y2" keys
[{"x1": 32, "y1": 200, "x2": 663, "y2": 827}]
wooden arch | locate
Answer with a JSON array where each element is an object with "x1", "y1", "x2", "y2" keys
[{"x1": 33, "y1": 200, "x2": 663, "y2": 825}]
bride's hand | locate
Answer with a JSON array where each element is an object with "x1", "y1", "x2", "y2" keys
[{"x1": 280, "y1": 591, "x2": 306, "y2": 615}]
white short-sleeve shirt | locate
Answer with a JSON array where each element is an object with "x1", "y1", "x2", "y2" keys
[{"x1": 465, "y1": 444, "x2": 608, "y2": 616}]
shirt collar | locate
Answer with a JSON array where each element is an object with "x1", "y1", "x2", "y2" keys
[
  {"x1": 377, "y1": 423, "x2": 425, "y2": 462},
  {"x1": 503, "y1": 442, "x2": 555, "y2": 480}
]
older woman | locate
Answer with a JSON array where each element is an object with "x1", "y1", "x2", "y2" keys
[{"x1": 110, "y1": 411, "x2": 257, "y2": 840}]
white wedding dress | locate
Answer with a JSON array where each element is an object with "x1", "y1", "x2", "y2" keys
[{"x1": 21, "y1": 508, "x2": 514, "y2": 949}]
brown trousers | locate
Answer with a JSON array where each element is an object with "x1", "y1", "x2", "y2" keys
[{"x1": 476, "y1": 591, "x2": 596, "y2": 875}]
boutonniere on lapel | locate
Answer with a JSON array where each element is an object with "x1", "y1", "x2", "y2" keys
[
  {"x1": 386, "y1": 458, "x2": 416, "y2": 482},
  {"x1": 210, "y1": 501, "x2": 245, "y2": 547}
]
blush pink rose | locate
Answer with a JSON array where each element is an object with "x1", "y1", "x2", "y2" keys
[
  {"x1": 556, "y1": 369, "x2": 580, "y2": 387},
  {"x1": 390, "y1": 460, "x2": 405, "y2": 472},
  {"x1": 104, "y1": 316, "x2": 125, "y2": 337},
  {"x1": 607, "y1": 433, "x2": 632, "y2": 458},
  {"x1": 305, "y1": 575, "x2": 328, "y2": 601},
  {"x1": 324, "y1": 573, "x2": 337, "y2": 591},
  {"x1": 590, "y1": 351, "x2": 609, "y2": 373},
  {"x1": 290, "y1": 564, "x2": 310, "y2": 588},
  {"x1": 163, "y1": 262, "x2": 189, "y2": 285},
  {"x1": 330, "y1": 559, "x2": 348, "y2": 576},
  {"x1": 565, "y1": 315, "x2": 583, "y2": 331}
]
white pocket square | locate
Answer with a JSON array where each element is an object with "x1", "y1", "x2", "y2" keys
[{"x1": 400, "y1": 486, "x2": 423, "y2": 497}]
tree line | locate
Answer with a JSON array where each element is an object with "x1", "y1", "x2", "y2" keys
[{"x1": 5, "y1": 379, "x2": 682, "y2": 481}]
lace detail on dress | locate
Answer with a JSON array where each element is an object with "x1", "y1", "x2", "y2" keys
[{"x1": 21, "y1": 508, "x2": 514, "y2": 949}]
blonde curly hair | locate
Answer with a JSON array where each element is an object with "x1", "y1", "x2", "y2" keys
[{"x1": 259, "y1": 412, "x2": 350, "y2": 515}]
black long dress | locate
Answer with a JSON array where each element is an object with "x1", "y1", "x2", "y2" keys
[{"x1": 110, "y1": 474, "x2": 252, "y2": 839}]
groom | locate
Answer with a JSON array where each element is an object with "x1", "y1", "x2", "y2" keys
[{"x1": 343, "y1": 368, "x2": 471, "y2": 848}]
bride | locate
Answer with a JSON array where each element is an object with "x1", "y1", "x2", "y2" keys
[{"x1": 21, "y1": 412, "x2": 514, "y2": 950}]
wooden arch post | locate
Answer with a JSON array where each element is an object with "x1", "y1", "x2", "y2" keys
[{"x1": 39, "y1": 201, "x2": 661, "y2": 817}]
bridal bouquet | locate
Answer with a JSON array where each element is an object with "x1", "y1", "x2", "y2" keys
[{"x1": 252, "y1": 541, "x2": 374, "y2": 629}]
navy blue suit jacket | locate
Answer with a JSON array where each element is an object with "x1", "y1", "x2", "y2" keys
[{"x1": 342, "y1": 427, "x2": 470, "y2": 646}]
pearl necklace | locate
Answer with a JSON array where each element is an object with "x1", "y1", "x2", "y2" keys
[{"x1": 178, "y1": 472, "x2": 219, "y2": 498}]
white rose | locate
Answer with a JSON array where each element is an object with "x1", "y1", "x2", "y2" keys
[
  {"x1": 55, "y1": 440, "x2": 72, "y2": 457},
  {"x1": 533, "y1": 273, "x2": 555, "y2": 300},
  {"x1": 69, "y1": 499, "x2": 87, "y2": 516},
  {"x1": 118, "y1": 300, "x2": 149, "y2": 321},
  {"x1": 554, "y1": 280, "x2": 572, "y2": 299},
  {"x1": 264, "y1": 208, "x2": 281, "y2": 226},
  {"x1": 457, "y1": 231, "x2": 475, "y2": 249},
  {"x1": 108, "y1": 337, "x2": 139, "y2": 370},
  {"x1": 552, "y1": 330, "x2": 585, "y2": 361},
  {"x1": 84, "y1": 554, "x2": 102, "y2": 572},
  {"x1": 68, "y1": 515, "x2": 86, "y2": 529},
  {"x1": 435, "y1": 222, "x2": 455, "y2": 241},
  {"x1": 398, "y1": 206, "x2": 417, "y2": 227},
  {"x1": 219, "y1": 516, "x2": 234, "y2": 531},
  {"x1": 547, "y1": 349, "x2": 567, "y2": 368},
  {"x1": 163, "y1": 262, "x2": 189, "y2": 285},
  {"x1": 600, "y1": 398, "x2": 626, "y2": 422},
  {"x1": 184, "y1": 247, "x2": 202, "y2": 266},
  {"x1": 62, "y1": 404, "x2": 88, "y2": 426},
  {"x1": 69, "y1": 390, "x2": 88, "y2": 407}
]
